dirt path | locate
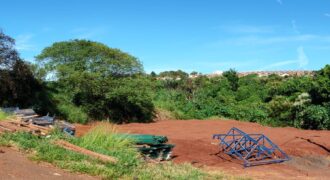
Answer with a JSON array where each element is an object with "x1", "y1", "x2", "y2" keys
[
  {"x1": 0, "y1": 147, "x2": 98, "y2": 180},
  {"x1": 76, "y1": 119, "x2": 330, "y2": 180}
]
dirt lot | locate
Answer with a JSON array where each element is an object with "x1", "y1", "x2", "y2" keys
[
  {"x1": 77, "y1": 119, "x2": 330, "y2": 180},
  {"x1": 0, "y1": 147, "x2": 98, "y2": 180}
]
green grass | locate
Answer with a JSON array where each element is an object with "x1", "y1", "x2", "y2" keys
[
  {"x1": 155, "y1": 108, "x2": 177, "y2": 120},
  {"x1": 0, "y1": 110, "x2": 11, "y2": 121},
  {"x1": 0, "y1": 123, "x2": 248, "y2": 180},
  {"x1": 132, "y1": 162, "x2": 236, "y2": 180}
]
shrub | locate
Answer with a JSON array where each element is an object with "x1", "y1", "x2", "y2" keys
[
  {"x1": 228, "y1": 103, "x2": 268, "y2": 123},
  {"x1": 268, "y1": 96, "x2": 294, "y2": 125},
  {"x1": 57, "y1": 102, "x2": 88, "y2": 124},
  {"x1": 297, "y1": 105, "x2": 329, "y2": 130}
]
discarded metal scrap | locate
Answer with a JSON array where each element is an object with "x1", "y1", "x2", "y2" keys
[
  {"x1": 118, "y1": 134, "x2": 175, "y2": 161},
  {"x1": 213, "y1": 127, "x2": 290, "y2": 167}
]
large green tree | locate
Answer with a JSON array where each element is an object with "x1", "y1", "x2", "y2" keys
[
  {"x1": 223, "y1": 69, "x2": 239, "y2": 91},
  {"x1": 0, "y1": 30, "x2": 42, "y2": 107},
  {"x1": 36, "y1": 39, "x2": 154, "y2": 123},
  {"x1": 0, "y1": 30, "x2": 19, "y2": 69}
]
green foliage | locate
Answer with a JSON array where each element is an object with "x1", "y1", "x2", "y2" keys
[
  {"x1": 150, "y1": 71, "x2": 157, "y2": 78},
  {"x1": 36, "y1": 39, "x2": 143, "y2": 79},
  {"x1": 108, "y1": 77, "x2": 155, "y2": 123},
  {"x1": 71, "y1": 123, "x2": 140, "y2": 174},
  {"x1": 228, "y1": 102, "x2": 268, "y2": 123},
  {"x1": 0, "y1": 30, "x2": 44, "y2": 108},
  {"x1": 268, "y1": 96, "x2": 294, "y2": 124},
  {"x1": 0, "y1": 110, "x2": 10, "y2": 121},
  {"x1": 158, "y1": 70, "x2": 189, "y2": 79},
  {"x1": 135, "y1": 162, "x2": 220, "y2": 180},
  {"x1": 310, "y1": 64, "x2": 330, "y2": 105},
  {"x1": 153, "y1": 65, "x2": 330, "y2": 130},
  {"x1": 36, "y1": 40, "x2": 154, "y2": 123},
  {"x1": 57, "y1": 101, "x2": 88, "y2": 124},
  {"x1": 223, "y1": 69, "x2": 239, "y2": 91},
  {"x1": 1, "y1": 32, "x2": 329, "y2": 130},
  {"x1": 296, "y1": 105, "x2": 329, "y2": 130}
]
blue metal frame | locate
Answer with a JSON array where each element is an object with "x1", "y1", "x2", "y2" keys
[{"x1": 213, "y1": 127, "x2": 290, "y2": 167}]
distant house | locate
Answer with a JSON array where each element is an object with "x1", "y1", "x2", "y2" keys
[
  {"x1": 237, "y1": 70, "x2": 314, "y2": 77},
  {"x1": 157, "y1": 70, "x2": 314, "y2": 80}
]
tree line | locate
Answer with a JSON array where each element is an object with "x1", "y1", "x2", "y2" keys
[
  {"x1": 152, "y1": 67, "x2": 330, "y2": 130},
  {"x1": 0, "y1": 30, "x2": 329, "y2": 130}
]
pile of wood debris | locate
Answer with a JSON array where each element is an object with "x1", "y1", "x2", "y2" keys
[
  {"x1": 0, "y1": 108, "x2": 75, "y2": 136},
  {"x1": 0, "y1": 108, "x2": 118, "y2": 163}
]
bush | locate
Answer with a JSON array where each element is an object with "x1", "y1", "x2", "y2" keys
[
  {"x1": 104, "y1": 84, "x2": 155, "y2": 123},
  {"x1": 57, "y1": 102, "x2": 88, "y2": 124},
  {"x1": 268, "y1": 96, "x2": 294, "y2": 125},
  {"x1": 297, "y1": 105, "x2": 329, "y2": 130},
  {"x1": 228, "y1": 103, "x2": 268, "y2": 123}
]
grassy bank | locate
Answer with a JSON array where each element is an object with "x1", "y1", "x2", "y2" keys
[
  {"x1": 0, "y1": 123, "x2": 246, "y2": 180},
  {"x1": 0, "y1": 110, "x2": 10, "y2": 121}
]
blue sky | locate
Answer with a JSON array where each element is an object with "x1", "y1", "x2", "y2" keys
[{"x1": 1, "y1": 0, "x2": 330, "y2": 73}]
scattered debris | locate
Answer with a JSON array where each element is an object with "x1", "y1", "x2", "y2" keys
[
  {"x1": 213, "y1": 127, "x2": 290, "y2": 167},
  {"x1": 0, "y1": 107, "x2": 75, "y2": 136},
  {"x1": 119, "y1": 134, "x2": 175, "y2": 161}
]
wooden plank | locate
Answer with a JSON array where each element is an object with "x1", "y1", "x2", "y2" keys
[
  {"x1": 0, "y1": 122, "x2": 18, "y2": 131},
  {"x1": 54, "y1": 140, "x2": 118, "y2": 163},
  {"x1": 20, "y1": 115, "x2": 39, "y2": 119},
  {"x1": 0, "y1": 125, "x2": 15, "y2": 132}
]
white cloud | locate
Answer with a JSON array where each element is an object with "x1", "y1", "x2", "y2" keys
[
  {"x1": 276, "y1": 0, "x2": 283, "y2": 5},
  {"x1": 291, "y1": 20, "x2": 300, "y2": 34},
  {"x1": 220, "y1": 25, "x2": 274, "y2": 34},
  {"x1": 297, "y1": 46, "x2": 309, "y2": 67},
  {"x1": 196, "y1": 60, "x2": 258, "y2": 69},
  {"x1": 260, "y1": 46, "x2": 309, "y2": 70},
  {"x1": 264, "y1": 60, "x2": 297, "y2": 69},
  {"x1": 15, "y1": 34, "x2": 35, "y2": 51},
  {"x1": 222, "y1": 34, "x2": 317, "y2": 46},
  {"x1": 71, "y1": 27, "x2": 107, "y2": 39}
]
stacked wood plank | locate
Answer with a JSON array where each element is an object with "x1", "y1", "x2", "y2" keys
[
  {"x1": 0, "y1": 114, "x2": 118, "y2": 164},
  {"x1": 0, "y1": 118, "x2": 51, "y2": 135}
]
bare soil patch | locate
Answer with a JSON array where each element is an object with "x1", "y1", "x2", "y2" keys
[{"x1": 0, "y1": 147, "x2": 98, "y2": 180}]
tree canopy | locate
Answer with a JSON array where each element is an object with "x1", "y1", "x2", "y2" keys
[
  {"x1": 0, "y1": 30, "x2": 19, "y2": 69},
  {"x1": 0, "y1": 30, "x2": 42, "y2": 108},
  {"x1": 36, "y1": 39, "x2": 153, "y2": 123},
  {"x1": 36, "y1": 39, "x2": 143, "y2": 80}
]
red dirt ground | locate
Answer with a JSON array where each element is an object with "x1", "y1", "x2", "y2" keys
[
  {"x1": 76, "y1": 119, "x2": 330, "y2": 180},
  {"x1": 0, "y1": 147, "x2": 98, "y2": 180}
]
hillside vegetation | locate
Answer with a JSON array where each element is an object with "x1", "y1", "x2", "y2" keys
[
  {"x1": 0, "y1": 30, "x2": 329, "y2": 130},
  {"x1": 152, "y1": 67, "x2": 330, "y2": 130}
]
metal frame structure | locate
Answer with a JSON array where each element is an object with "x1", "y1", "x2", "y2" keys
[{"x1": 213, "y1": 127, "x2": 290, "y2": 167}]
